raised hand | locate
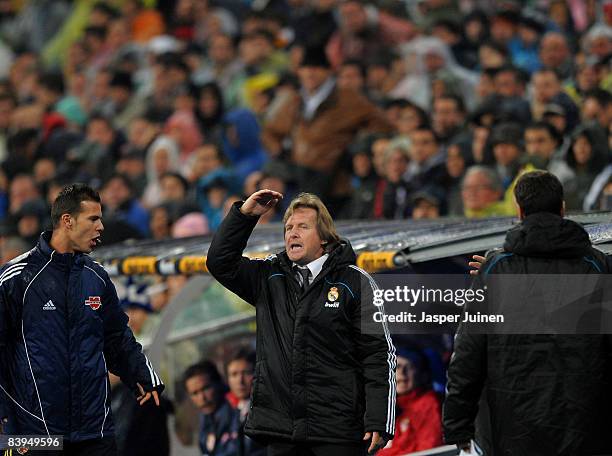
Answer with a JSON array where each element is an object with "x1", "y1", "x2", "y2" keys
[{"x1": 240, "y1": 189, "x2": 284, "y2": 217}]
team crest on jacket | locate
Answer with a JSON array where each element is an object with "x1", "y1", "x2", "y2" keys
[
  {"x1": 17, "y1": 447, "x2": 29, "y2": 454},
  {"x1": 325, "y1": 287, "x2": 340, "y2": 308},
  {"x1": 327, "y1": 287, "x2": 339, "y2": 302},
  {"x1": 85, "y1": 296, "x2": 102, "y2": 310}
]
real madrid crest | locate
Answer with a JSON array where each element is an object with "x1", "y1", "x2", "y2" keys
[{"x1": 327, "y1": 287, "x2": 339, "y2": 302}]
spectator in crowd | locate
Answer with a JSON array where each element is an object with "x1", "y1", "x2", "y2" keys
[
  {"x1": 262, "y1": 45, "x2": 392, "y2": 214},
  {"x1": 406, "y1": 126, "x2": 447, "y2": 196},
  {"x1": 149, "y1": 202, "x2": 178, "y2": 240},
  {"x1": 524, "y1": 121, "x2": 576, "y2": 192},
  {"x1": 431, "y1": 94, "x2": 468, "y2": 148},
  {"x1": 183, "y1": 360, "x2": 241, "y2": 456},
  {"x1": 107, "y1": 71, "x2": 147, "y2": 130},
  {"x1": 530, "y1": 68, "x2": 579, "y2": 130},
  {"x1": 509, "y1": 12, "x2": 544, "y2": 75},
  {"x1": 222, "y1": 108, "x2": 268, "y2": 184},
  {"x1": 461, "y1": 166, "x2": 514, "y2": 218},
  {"x1": 326, "y1": 0, "x2": 415, "y2": 68},
  {"x1": 379, "y1": 346, "x2": 443, "y2": 455},
  {"x1": 143, "y1": 135, "x2": 180, "y2": 207},
  {"x1": 100, "y1": 173, "x2": 150, "y2": 237},
  {"x1": 411, "y1": 190, "x2": 442, "y2": 220},
  {"x1": 195, "y1": 82, "x2": 226, "y2": 145},
  {"x1": 442, "y1": 141, "x2": 473, "y2": 216},
  {"x1": 381, "y1": 136, "x2": 411, "y2": 220},
  {"x1": 14, "y1": 199, "x2": 49, "y2": 247},
  {"x1": 566, "y1": 124, "x2": 610, "y2": 210},
  {"x1": 224, "y1": 347, "x2": 265, "y2": 456},
  {"x1": 581, "y1": 88, "x2": 612, "y2": 130},
  {"x1": 343, "y1": 134, "x2": 380, "y2": 220},
  {"x1": 197, "y1": 168, "x2": 240, "y2": 232},
  {"x1": 159, "y1": 171, "x2": 191, "y2": 204},
  {"x1": 116, "y1": 147, "x2": 147, "y2": 198},
  {"x1": 8, "y1": 173, "x2": 42, "y2": 217},
  {"x1": 539, "y1": 32, "x2": 573, "y2": 81},
  {"x1": 187, "y1": 142, "x2": 224, "y2": 184}
]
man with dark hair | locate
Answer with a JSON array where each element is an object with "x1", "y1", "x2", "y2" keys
[
  {"x1": 224, "y1": 348, "x2": 266, "y2": 456},
  {"x1": 406, "y1": 126, "x2": 447, "y2": 196},
  {"x1": 0, "y1": 183, "x2": 163, "y2": 455},
  {"x1": 100, "y1": 173, "x2": 149, "y2": 237},
  {"x1": 108, "y1": 71, "x2": 146, "y2": 130},
  {"x1": 524, "y1": 121, "x2": 576, "y2": 191},
  {"x1": 582, "y1": 88, "x2": 612, "y2": 129},
  {"x1": 432, "y1": 95, "x2": 467, "y2": 146},
  {"x1": 184, "y1": 360, "x2": 242, "y2": 456},
  {"x1": 444, "y1": 171, "x2": 612, "y2": 455},
  {"x1": 225, "y1": 348, "x2": 256, "y2": 415},
  {"x1": 207, "y1": 190, "x2": 396, "y2": 456}
]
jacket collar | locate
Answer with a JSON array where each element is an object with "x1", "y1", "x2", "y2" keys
[{"x1": 37, "y1": 231, "x2": 86, "y2": 266}]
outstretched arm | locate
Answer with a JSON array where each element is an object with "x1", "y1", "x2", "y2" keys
[{"x1": 206, "y1": 190, "x2": 283, "y2": 305}]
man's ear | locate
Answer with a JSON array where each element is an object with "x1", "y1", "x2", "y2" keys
[
  {"x1": 61, "y1": 213, "x2": 72, "y2": 229},
  {"x1": 561, "y1": 200, "x2": 565, "y2": 217}
]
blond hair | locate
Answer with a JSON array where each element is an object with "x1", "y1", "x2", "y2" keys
[{"x1": 283, "y1": 193, "x2": 341, "y2": 250}]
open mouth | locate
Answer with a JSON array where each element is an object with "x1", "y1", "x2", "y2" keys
[
  {"x1": 90, "y1": 237, "x2": 101, "y2": 248},
  {"x1": 289, "y1": 243, "x2": 303, "y2": 253}
]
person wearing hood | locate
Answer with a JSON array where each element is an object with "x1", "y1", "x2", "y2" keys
[
  {"x1": 222, "y1": 108, "x2": 268, "y2": 184},
  {"x1": 142, "y1": 135, "x2": 181, "y2": 208},
  {"x1": 391, "y1": 36, "x2": 480, "y2": 111},
  {"x1": 444, "y1": 170, "x2": 612, "y2": 455},
  {"x1": 206, "y1": 191, "x2": 396, "y2": 455},
  {"x1": 197, "y1": 168, "x2": 240, "y2": 232}
]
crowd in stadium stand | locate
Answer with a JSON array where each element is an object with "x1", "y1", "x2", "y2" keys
[{"x1": 0, "y1": 0, "x2": 611, "y2": 454}]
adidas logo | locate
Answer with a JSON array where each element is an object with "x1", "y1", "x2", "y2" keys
[{"x1": 43, "y1": 300, "x2": 56, "y2": 311}]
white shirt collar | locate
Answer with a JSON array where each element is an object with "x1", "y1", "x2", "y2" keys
[
  {"x1": 294, "y1": 253, "x2": 329, "y2": 282},
  {"x1": 301, "y1": 77, "x2": 335, "y2": 121}
]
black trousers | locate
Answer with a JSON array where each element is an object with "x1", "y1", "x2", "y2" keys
[
  {"x1": 33, "y1": 437, "x2": 117, "y2": 456},
  {"x1": 267, "y1": 441, "x2": 368, "y2": 456}
]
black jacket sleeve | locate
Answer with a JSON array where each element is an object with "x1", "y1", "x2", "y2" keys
[
  {"x1": 101, "y1": 274, "x2": 164, "y2": 396},
  {"x1": 442, "y1": 266, "x2": 488, "y2": 445},
  {"x1": 351, "y1": 266, "x2": 396, "y2": 439},
  {"x1": 206, "y1": 203, "x2": 271, "y2": 306}
]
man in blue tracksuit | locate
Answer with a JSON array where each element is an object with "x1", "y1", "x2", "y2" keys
[{"x1": 0, "y1": 184, "x2": 164, "y2": 455}]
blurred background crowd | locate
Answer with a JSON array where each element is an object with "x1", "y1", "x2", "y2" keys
[
  {"x1": 0, "y1": 0, "x2": 611, "y2": 454},
  {"x1": 0, "y1": 0, "x2": 610, "y2": 261}
]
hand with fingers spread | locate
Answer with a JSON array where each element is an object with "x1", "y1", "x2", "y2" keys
[
  {"x1": 239, "y1": 189, "x2": 283, "y2": 217},
  {"x1": 363, "y1": 431, "x2": 389, "y2": 454},
  {"x1": 468, "y1": 255, "x2": 486, "y2": 276},
  {"x1": 136, "y1": 382, "x2": 161, "y2": 406}
]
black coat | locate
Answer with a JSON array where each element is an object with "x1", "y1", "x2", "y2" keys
[
  {"x1": 206, "y1": 203, "x2": 396, "y2": 444},
  {"x1": 443, "y1": 213, "x2": 612, "y2": 455}
]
